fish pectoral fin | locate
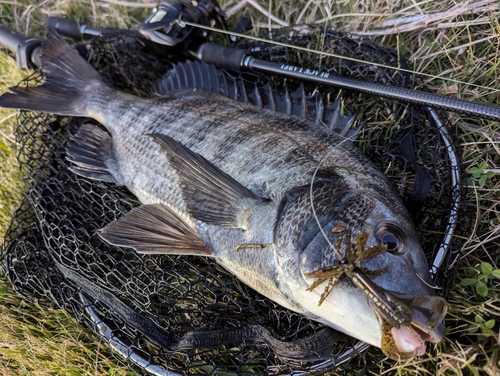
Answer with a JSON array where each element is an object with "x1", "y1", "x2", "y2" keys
[
  {"x1": 98, "y1": 204, "x2": 212, "y2": 255},
  {"x1": 67, "y1": 123, "x2": 122, "y2": 184},
  {"x1": 150, "y1": 133, "x2": 268, "y2": 229}
]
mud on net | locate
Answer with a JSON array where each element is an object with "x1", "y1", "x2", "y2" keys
[{"x1": 2, "y1": 25, "x2": 470, "y2": 375}]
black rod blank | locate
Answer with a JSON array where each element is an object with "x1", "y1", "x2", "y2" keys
[{"x1": 197, "y1": 43, "x2": 500, "y2": 121}]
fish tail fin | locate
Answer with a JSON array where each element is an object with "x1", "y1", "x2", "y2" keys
[{"x1": 0, "y1": 29, "x2": 103, "y2": 117}]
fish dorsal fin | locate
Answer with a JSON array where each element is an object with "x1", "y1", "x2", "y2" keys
[
  {"x1": 274, "y1": 86, "x2": 292, "y2": 115},
  {"x1": 156, "y1": 61, "x2": 217, "y2": 93},
  {"x1": 150, "y1": 133, "x2": 268, "y2": 229},
  {"x1": 307, "y1": 91, "x2": 324, "y2": 124},
  {"x1": 322, "y1": 99, "x2": 359, "y2": 137},
  {"x1": 291, "y1": 83, "x2": 306, "y2": 118},
  {"x1": 155, "y1": 61, "x2": 360, "y2": 139},
  {"x1": 260, "y1": 82, "x2": 276, "y2": 111},
  {"x1": 66, "y1": 123, "x2": 122, "y2": 184},
  {"x1": 98, "y1": 204, "x2": 211, "y2": 255}
]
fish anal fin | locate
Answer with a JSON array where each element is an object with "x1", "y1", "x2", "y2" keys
[
  {"x1": 150, "y1": 133, "x2": 268, "y2": 229},
  {"x1": 66, "y1": 123, "x2": 121, "y2": 184},
  {"x1": 98, "y1": 204, "x2": 212, "y2": 255}
]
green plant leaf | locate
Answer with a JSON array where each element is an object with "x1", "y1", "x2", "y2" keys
[
  {"x1": 491, "y1": 270, "x2": 500, "y2": 279},
  {"x1": 474, "y1": 315, "x2": 483, "y2": 324},
  {"x1": 469, "y1": 167, "x2": 482, "y2": 176},
  {"x1": 461, "y1": 278, "x2": 478, "y2": 286},
  {"x1": 467, "y1": 267, "x2": 479, "y2": 276},
  {"x1": 485, "y1": 319, "x2": 495, "y2": 329},
  {"x1": 0, "y1": 139, "x2": 12, "y2": 154},
  {"x1": 481, "y1": 324, "x2": 493, "y2": 335},
  {"x1": 479, "y1": 161, "x2": 487, "y2": 170},
  {"x1": 476, "y1": 281, "x2": 488, "y2": 297},
  {"x1": 485, "y1": 171, "x2": 495, "y2": 178},
  {"x1": 481, "y1": 262, "x2": 493, "y2": 275},
  {"x1": 467, "y1": 325, "x2": 479, "y2": 333}
]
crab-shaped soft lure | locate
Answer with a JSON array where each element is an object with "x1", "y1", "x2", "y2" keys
[
  {"x1": 305, "y1": 230, "x2": 416, "y2": 330},
  {"x1": 305, "y1": 230, "x2": 388, "y2": 305}
]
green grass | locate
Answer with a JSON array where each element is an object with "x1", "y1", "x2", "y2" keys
[
  {"x1": 0, "y1": 0, "x2": 499, "y2": 375},
  {"x1": 0, "y1": 279, "x2": 135, "y2": 375}
]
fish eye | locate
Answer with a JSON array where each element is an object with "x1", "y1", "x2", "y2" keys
[
  {"x1": 381, "y1": 233, "x2": 398, "y2": 251},
  {"x1": 376, "y1": 226, "x2": 405, "y2": 253}
]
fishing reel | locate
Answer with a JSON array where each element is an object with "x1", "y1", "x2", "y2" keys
[{"x1": 138, "y1": 0, "x2": 228, "y2": 51}]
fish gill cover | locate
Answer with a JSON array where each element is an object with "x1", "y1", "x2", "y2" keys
[{"x1": 2, "y1": 26, "x2": 470, "y2": 375}]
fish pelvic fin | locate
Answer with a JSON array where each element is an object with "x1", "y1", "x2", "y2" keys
[
  {"x1": 67, "y1": 123, "x2": 123, "y2": 184},
  {"x1": 150, "y1": 133, "x2": 269, "y2": 229},
  {"x1": 99, "y1": 204, "x2": 212, "y2": 255},
  {"x1": 0, "y1": 29, "x2": 103, "y2": 117}
]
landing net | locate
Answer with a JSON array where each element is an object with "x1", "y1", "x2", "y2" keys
[{"x1": 2, "y1": 26, "x2": 469, "y2": 375}]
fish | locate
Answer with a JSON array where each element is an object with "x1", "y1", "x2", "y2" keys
[{"x1": 0, "y1": 30, "x2": 447, "y2": 360}]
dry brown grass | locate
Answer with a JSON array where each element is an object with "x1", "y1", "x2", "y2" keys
[{"x1": 0, "y1": 0, "x2": 499, "y2": 375}]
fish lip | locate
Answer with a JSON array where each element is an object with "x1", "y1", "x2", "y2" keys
[
  {"x1": 348, "y1": 269, "x2": 447, "y2": 359},
  {"x1": 388, "y1": 318, "x2": 445, "y2": 359},
  {"x1": 373, "y1": 292, "x2": 448, "y2": 360},
  {"x1": 393, "y1": 293, "x2": 448, "y2": 340}
]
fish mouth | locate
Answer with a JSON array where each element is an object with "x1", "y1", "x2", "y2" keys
[
  {"x1": 376, "y1": 294, "x2": 448, "y2": 360},
  {"x1": 351, "y1": 271, "x2": 447, "y2": 360}
]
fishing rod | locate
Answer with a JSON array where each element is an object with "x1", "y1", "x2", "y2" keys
[
  {"x1": 0, "y1": 0, "x2": 499, "y2": 121},
  {"x1": 138, "y1": 1, "x2": 500, "y2": 121}
]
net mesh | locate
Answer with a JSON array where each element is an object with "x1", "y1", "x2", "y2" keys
[{"x1": 2, "y1": 25, "x2": 470, "y2": 375}]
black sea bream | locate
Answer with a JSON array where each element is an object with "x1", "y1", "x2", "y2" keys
[{"x1": 0, "y1": 30, "x2": 447, "y2": 360}]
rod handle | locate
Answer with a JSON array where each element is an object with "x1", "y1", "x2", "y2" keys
[
  {"x1": 0, "y1": 26, "x2": 29, "y2": 53},
  {"x1": 0, "y1": 26, "x2": 42, "y2": 69},
  {"x1": 47, "y1": 17, "x2": 82, "y2": 39},
  {"x1": 195, "y1": 43, "x2": 247, "y2": 71}
]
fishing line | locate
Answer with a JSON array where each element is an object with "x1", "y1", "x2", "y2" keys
[
  {"x1": 308, "y1": 133, "x2": 356, "y2": 260},
  {"x1": 309, "y1": 155, "x2": 339, "y2": 258},
  {"x1": 185, "y1": 21, "x2": 500, "y2": 95},
  {"x1": 416, "y1": 273, "x2": 442, "y2": 290}
]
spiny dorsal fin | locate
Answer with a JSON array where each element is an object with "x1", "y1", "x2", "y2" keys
[
  {"x1": 307, "y1": 91, "x2": 324, "y2": 124},
  {"x1": 155, "y1": 61, "x2": 360, "y2": 137},
  {"x1": 261, "y1": 82, "x2": 276, "y2": 111},
  {"x1": 291, "y1": 83, "x2": 306, "y2": 118},
  {"x1": 237, "y1": 79, "x2": 248, "y2": 103},
  {"x1": 275, "y1": 86, "x2": 292, "y2": 115},
  {"x1": 249, "y1": 83, "x2": 262, "y2": 108},
  {"x1": 99, "y1": 204, "x2": 211, "y2": 255},
  {"x1": 66, "y1": 123, "x2": 122, "y2": 184},
  {"x1": 323, "y1": 99, "x2": 341, "y2": 130},
  {"x1": 150, "y1": 133, "x2": 268, "y2": 229}
]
